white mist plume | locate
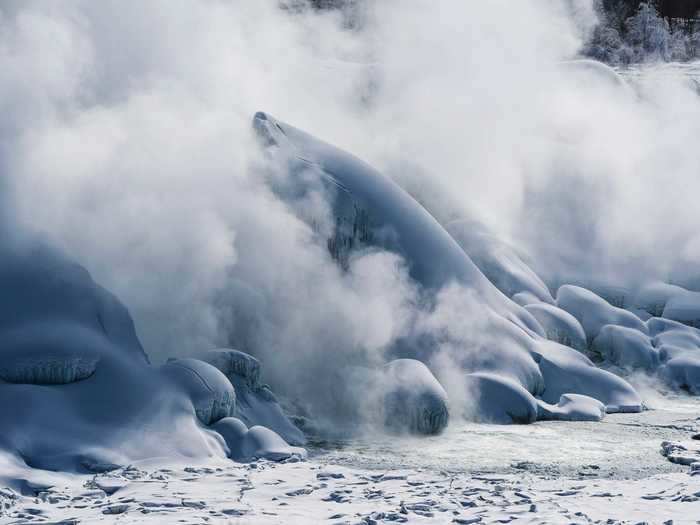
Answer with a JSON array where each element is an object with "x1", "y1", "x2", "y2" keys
[{"x1": 2, "y1": 1, "x2": 699, "y2": 421}]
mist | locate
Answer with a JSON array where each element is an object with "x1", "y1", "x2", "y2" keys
[{"x1": 2, "y1": 0, "x2": 699, "y2": 422}]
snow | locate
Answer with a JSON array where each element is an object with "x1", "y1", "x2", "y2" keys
[
  {"x1": 3, "y1": 400, "x2": 700, "y2": 524},
  {"x1": 161, "y1": 358, "x2": 236, "y2": 426},
  {"x1": 662, "y1": 355, "x2": 700, "y2": 394},
  {"x1": 445, "y1": 220, "x2": 554, "y2": 304},
  {"x1": 464, "y1": 372, "x2": 538, "y2": 424},
  {"x1": 2, "y1": 109, "x2": 700, "y2": 523},
  {"x1": 592, "y1": 324, "x2": 660, "y2": 371},
  {"x1": 664, "y1": 290, "x2": 700, "y2": 328},
  {"x1": 199, "y1": 348, "x2": 306, "y2": 446},
  {"x1": 533, "y1": 341, "x2": 643, "y2": 413},
  {"x1": 556, "y1": 284, "x2": 648, "y2": 343},
  {"x1": 0, "y1": 238, "x2": 306, "y2": 475},
  {"x1": 382, "y1": 359, "x2": 450, "y2": 435},
  {"x1": 524, "y1": 302, "x2": 587, "y2": 351},
  {"x1": 211, "y1": 418, "x2": 306, "y2": 462},
  {"x1": 254, "y1": 111, "x2": 649, "y2": 422},
  {"x1": 536, "y1": 393, "x2": 606, "y2": 422}
]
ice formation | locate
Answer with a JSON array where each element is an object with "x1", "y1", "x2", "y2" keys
[
  {"x1": 211, "y1": 418, "x2": 306, "y2": 462},
  {"x1": 253, "y1": 111, "x2": 655, "y2": 424},
  {"x1": 161, "y1": 358, "x2": 236, "y2": 426},
  {"x1": 3, "y1": 103, "x2": 700, "y2": 476},
  {"x1": 199, "y1": 349, "x2": 306, "y2": 445},
  {"x1": 523, "y1": 303, "x2": 587, "y2": 351},
  {"x1": 0, "y1": 238, "x2": 305, "y2": 472}
]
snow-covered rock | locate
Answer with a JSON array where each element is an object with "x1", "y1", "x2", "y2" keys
[
  {"x1": 162, "y1": 358, "x2": 236, "y2": 426},
  {"x1": 0, "y1": 322, "x2": 100, "y2": 384},
  {"x1": 511, "y1": 291, "x2": 542, "y2": 306},
  {"x1": 445, "y1": 220, "x2": 554, "y2": 304},
  {"x1": 661, "y1": 355, "x2": 700, "y2": 394},
  {"x1": 537, "y1": 393, "x2": 606, "y2": 422},
  {"x1": 382, "y1": 359, "x2": 449, "y2": 435},
  {"x1": 556, "y1": 285, "x2": 648, "y2": 344},
  {"x1": 524, "y1": 303, "x2": 587, "y2": 351},
  {"x1": 211, "y1": 417, "x2": 306, "y2": 462},
  {"x1": 592, "y1": 325, "x2": 659, "y2": 371},
  {"x1": 464, "y1": 372, "x2": 538, "y2": 424},
  {"x1": 663, "y1": 290, "x2": 700, "y2": 329},
  {"x1": 333, "y1": 359, "x2": 449, "y2": 434},
  {"x1": 251, "y1": 112, "x2": 649, "y2": 427},
  {"x1": 253, "y1": 111, "x2": 542, "y2": 339},
  {"x1": 533, "y1": 341, "x2": 643, "y2": 413},
  {"x1": 632, "y1": 282, "x2": 687, "y2": 318},
  {"x1": 200, "y1": 349, "x2": 262, "y2": 391},
  {"x1": 0, "y1": 239, "x2": 229, "y2": 471},
  {"x1": 199, "y1": 348, "x2": 305, "y2": 446}
]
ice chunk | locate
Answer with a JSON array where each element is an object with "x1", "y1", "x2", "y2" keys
[
  {"x1": 211, "y1": 417, "x2": 306, "y2": 462},
  {"x1": 556, "y1": 285, "x2": 648, "y2": 344},
  {"x1": 524, "y1": 303, "x2": 587, "y2": 351},
  {"x1": 162, "y1": 358, "x2": 236, "y2": 426},
  {"x1": 591, "y1": 325, "x2": 659, "y2": 371},
  {"x1": 537, "y1": 393, "x2": 605, "y2": 422},
  {"x1": 464, "y1": 372, "x2": 538, "y2": 424}
]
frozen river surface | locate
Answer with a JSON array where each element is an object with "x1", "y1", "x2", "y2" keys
[{"x1": 312, "y1": 394, "x2": 700, "y2": 480}]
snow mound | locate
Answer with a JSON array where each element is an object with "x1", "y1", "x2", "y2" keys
[
  {"x1": 199, "y1": 348, "x2": 305, "y2": 446},
  {"x1": 512, "y1": 291, "x2": 542, "y2": 306},
  {"x1": 661, "y1": 355, "x2": 700, "y2": 394},
  {"x1": 0, "y1": 238, "x2": 305, "y2": 472},
  {"x1": 162, "y1": 358, "x2": 236, "y2": 426},
  {"x1": 211, "y1": 417, "x2": 306, "y2": 462},
  {"x1": 0, "y1": 323, "x2": 100, "y2": 384},
  {"x1": 592, "y1": 325, "x2": 659, "y2": 371},
  {"x1": 200, "y1": 348, "x2": 262, "y2": 390},
  {"x1": 464, "y1": 372, "x2": 538, "y2": 424},
  {"x1": 556, "y1": 285, "x2": 648, "y2": 344},
  {"x1": 254, "y1": 112, "x2": 647, "y2": 425},
  {"x1": 534, "y1": 341, "x2": 642, "y2": 413},
  {"x1": 332, "y1": 359, "x2": 449, "y2": 434},
  {"x1": 632, "y1": 282, "x2": 687, "y2": 318},
  {"x1": 537, "y1": 393, "x2": 606, "y2": 422},
  {"x1": 524, "y1": 303, "x2": 587, "y2": 351},
  {"x1": 382, "y1": 359, "x2": 449, "y2": 435},
  {"x1": 253, "y1": 111, "x2": 542, "y2": 338},
  {"x1": 445, "y1": 220, "x2": 554, "y2": 304},
  {"x1": 663, "y1": 291, "x2": 700, "y2": 329}
]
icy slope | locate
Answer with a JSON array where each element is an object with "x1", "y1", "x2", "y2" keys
[{"x1": 253, "y1": 112, "x2": 644, "y2": 423}]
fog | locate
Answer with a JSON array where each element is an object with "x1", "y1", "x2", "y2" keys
[{"x1": 2, "y1": 0, "x2": 699, "y2": 421}]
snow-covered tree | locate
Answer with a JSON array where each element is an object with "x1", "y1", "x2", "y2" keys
[{"x1": 625, "y1": 2, "x2": 672, "y2": 61}]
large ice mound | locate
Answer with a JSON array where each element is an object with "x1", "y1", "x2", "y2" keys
[
  {"x1": 253, "y1": 112, "x2": 650, "y2": 424},
  {"x1": 0, "y1": 238, "x2": 304, "y2": 472}
]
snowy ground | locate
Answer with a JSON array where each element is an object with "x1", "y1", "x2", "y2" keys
[{"x1": 3, "y1": 396, "x2": 700, "y2": 525}]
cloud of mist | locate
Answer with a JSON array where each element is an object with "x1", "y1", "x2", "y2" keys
[{"x1": 2, "y1": 0, "x2": 700, "y2": 423}]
